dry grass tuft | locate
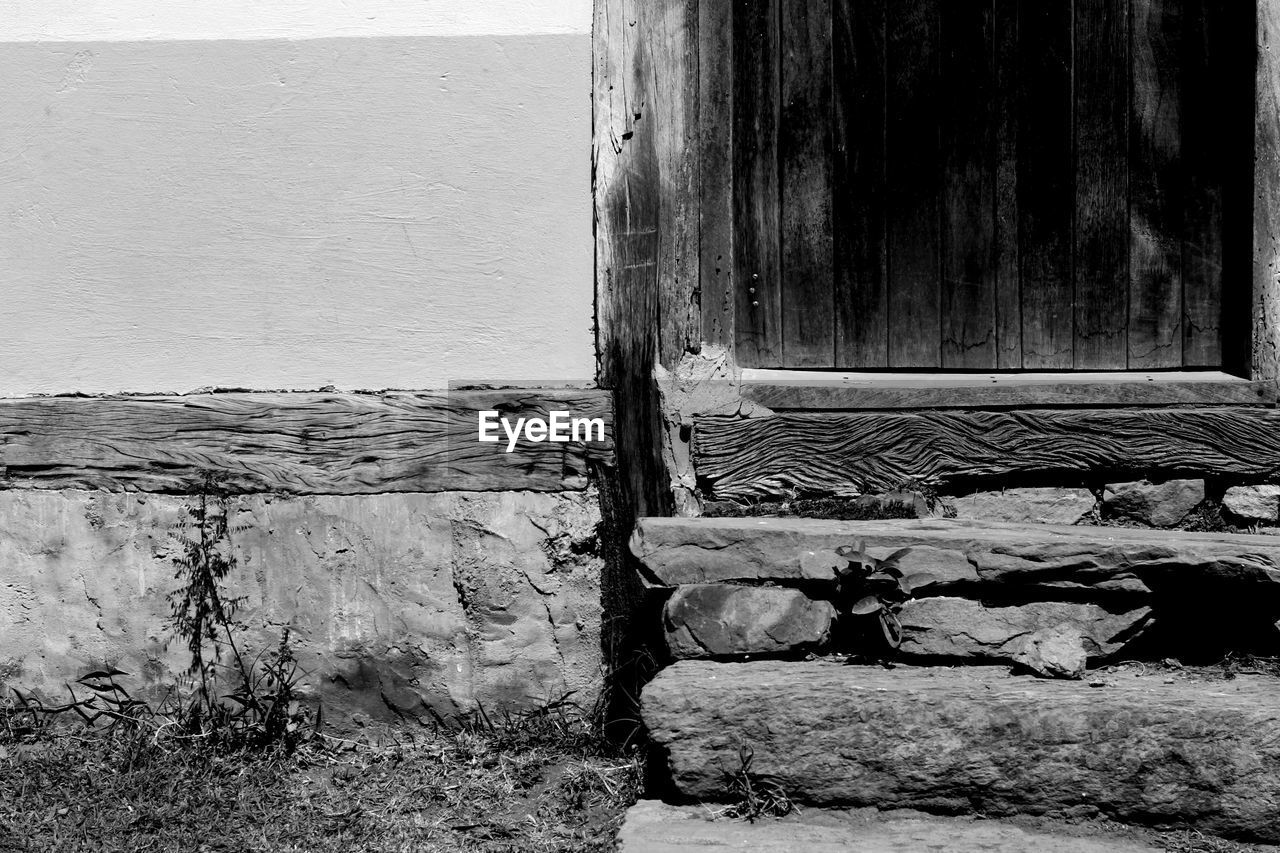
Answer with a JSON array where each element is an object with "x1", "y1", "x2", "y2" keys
[{"x1": 0, "y1": 694, "x2": 642, "y2": 853}]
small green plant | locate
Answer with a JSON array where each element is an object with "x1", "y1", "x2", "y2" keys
[{"x1": 819, "y1": 541, "x2": 937, "y2": 650}]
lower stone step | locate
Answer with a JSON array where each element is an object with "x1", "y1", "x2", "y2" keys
[
  {"x1": 616, "y1": 801, "x2": 1171, "y2": 852},
  {"x1": 642, "y1": 661, "x2": 1280, "y2": 844}
]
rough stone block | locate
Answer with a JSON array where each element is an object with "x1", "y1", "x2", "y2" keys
[
  {"x1": 0, "y1": 489, "x2": 603, "y2": 725},
  {"x1": 1223, "y1": 485, "x2": 1280, "y2": 523},
  {"x1": 1103, "y1": 479, "x2": 1205, "y2": 527},
  {"x1": 951, "y1": 487, "x2": 1096, "y2": 525},
  {"x1": 897, "y1": 597, "x2": 1150, "y2": 661},
  {"x1": 664, "y1": 585, "x2": 834, "y2": 659},
  {"x1": 644, "y1": 660, "x2": 1280, "y2": 843}
]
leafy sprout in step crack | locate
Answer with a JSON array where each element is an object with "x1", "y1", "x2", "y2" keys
[{"x1": 806, "y1": 541, "x2": 938, "y2": 650}]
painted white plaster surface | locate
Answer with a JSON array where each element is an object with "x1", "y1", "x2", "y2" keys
[
  {"x1": 0, "y1": 35, "x2": 594, "y2": 396},
  {"x1": 0, "y1": 1, "x2": 592, "y2": 42}
]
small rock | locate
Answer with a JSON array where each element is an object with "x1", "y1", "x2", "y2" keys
[
  {"x1": 1103, "y1": 479, "x2": 1205, "y2": 527},
  {"x1": 1013, "y1": 625, "x2": 1089, "y2": 679},
  {"x1": 664, "y1": 585, "x2": 835, "y2": 659},
  {"x1": 1223, "y1": 485, "x2": 1280, "y2": 523},
  {"x1": 951, "y1": 487, "x2": 1097, "y2": 525}
]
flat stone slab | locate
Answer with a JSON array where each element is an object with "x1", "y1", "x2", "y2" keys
[
  {"x1": 631, "y1": 517, "x2": 1280, "y2": 593},
  {"x1": 643, "y1": 661, "x2": 1280, "y2": 843},
  {"x1": 897, "y1": 598, "x2": 1151, "y2": 662},
  {"x1": 617, "y1": 801, "x2": 1166, "y2": 852},
  {"x1": 951, "y1": 487, "x2": 1097, "y2": 525},
  {"x1": 664, "y1": 585, "x2": 834, "y2": 659}
]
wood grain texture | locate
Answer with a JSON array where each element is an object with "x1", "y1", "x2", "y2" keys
[
  {"x1": 694, "y1": 407, "x2": 1280, "y2": 499},
  {"x1": 734, "y1": 0, "x2": 783, "y2": 367},
  {"x1": 700, "y1": 0, "x2": 735, "y2": 350},
  {"x1": 833, "y1": 0, "x2": 888, "y2": 368},
  {"x1": 653, "y1": 0, "x2": 703, "y2": 373},
  {"x1": 993, "y1": 0, "x2": 1022, "y2": 369},
  {"x1": 1129, "y1": 0, "x2": 1185, "y2": 369},
  {"x1": 939, "y1": 0, "x2": 996, "y2": 368},
  {"x1": 780, "y1": 0, "x2": 835, "y2": 367},
  {"x1": 1074, "y1": 0, "x2": 1130, "y2": 369},
  {"x1": 1256, "y1": 0, "x2": 1280, "y2": 382},
  {"x1": 0, "y1": 391, "x2": 614, "y2": 494},
  {"x1": 739, "y1": 375, "x2": 1275, "y2": 410},
  {"x1": 885, "y1": 0, "x2": 941, "y2": 368},
  {"x1": 592, "y1": 0, "x2": 681, "y2": 516},
  {"x1": 1017, "y1": 0, "x2": 1075, "y2": 369}
]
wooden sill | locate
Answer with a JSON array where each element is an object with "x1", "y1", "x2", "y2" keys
[{"x1": 738, "y1": 370, "x2": 1277, "y2": 410}]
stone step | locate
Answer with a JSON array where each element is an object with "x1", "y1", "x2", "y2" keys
[
  {"x1": 616, "y1": 801, "x2": 1173, "y2": 852},
  {"x1": 636, "y1": 517, "x2": 1280, "y2": 664},
  {"x1": 631, "y1": 517, "x2": 1280, "y2": 592},
  {"x1": 642, "y1": 660, "x2": 1280, "y2": 844}
]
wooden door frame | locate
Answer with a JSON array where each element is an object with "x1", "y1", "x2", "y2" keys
[
  {"x1": 594, "y1": 0, "x2": 1280, "y2": 508},
  {"x1": 595, "y1": 0, "x2": 1280, "y2": 381}
]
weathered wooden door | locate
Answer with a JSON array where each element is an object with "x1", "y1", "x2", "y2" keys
[{"x1": 733, "y1": 0, "x2": 1252, "y2": 371}]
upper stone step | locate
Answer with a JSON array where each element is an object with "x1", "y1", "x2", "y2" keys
[
  {"x1": 643, "y1": 660, "x2": 1280, "y2": 844},
  {"x1": 631, "y1": 517, "x2": 1280, "y2": 592}
]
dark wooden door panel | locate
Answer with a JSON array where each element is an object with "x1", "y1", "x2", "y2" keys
[
  {"x1": 833, "y1": 0, "x2": 888, "y2": 368},
  {"x1": 1018, "y1": 0, "x2": 1075, "y2": 369},
  {"x1": 1181, "y1": 0, "x2": 1228, "y2": 367},
  {"x1": 1130, "y1": 0, "x2": 1186, "y2": 369},
  {"x1": 993, "y1": 0, "x2": 1023, "y2": 370},
  {"x1": 885, "y1": 0, "x2": 941, "y2": 367},
  {"x1": 733, "y1": 0, "x2": 783, "y2": 368},
  {"x1": 781, "y1": 0, "x2": 836, "y2": 366},
  {"x1": 940, "y1": 0, "x2": 997, "y2": 369},
  {"x1": 729, "y1": 0, "x2": 1241, "y2": 373},
  {"x1": 1074, "y1": 0, "x2": 1131, "y2": 369}
]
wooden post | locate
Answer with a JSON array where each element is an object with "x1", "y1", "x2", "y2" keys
[
  {"x1": 1255, "y1": 0, "x2": 1280, "y2": 381},
  {"x1": 593, "y1": 0, "x2": 701, "y2": 516}
]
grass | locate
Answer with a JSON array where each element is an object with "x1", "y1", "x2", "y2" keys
[{"x1": 0, "y1": 696, "x2": 642, "y2": 853}]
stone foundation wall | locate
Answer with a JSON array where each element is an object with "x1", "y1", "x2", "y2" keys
[{"x1": 0, "y1": 489, "x2": 604, "y2": 726}]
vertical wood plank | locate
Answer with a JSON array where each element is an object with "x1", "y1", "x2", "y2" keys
[
  {"x1": 734, "y1": 0, "x2": 783, "y2": 367},
  {"x1": 593, "y1": 0, "x2": 668, "y2": 516},
  {"x1": 1130, "y1": 0, "x2": 1185, "y2": 368},
  {"x1": 654, "y1": 0, "x2": 702, "y2": 372},
  {"x1": 939, "y1": 0, "x2": 997, "y2": 368},
  {"x1": 1074, "y1": 0, "x2": 1131, "y2": 369},
  {"x1": 780, "y1": 0, "x2": 836, "y2": 366},
  {"x1": 1017, "y1": 0, "x2": 1075, "y2": 369},
  {"x1": 700, "y1": 0, "x2": 736, "y2": 350},
  {"x1": 1181, "y1": 0, "x2": 1225, "y2": 367},
  {"x1": 1255, "y1": 0, "x2": 1280, "y2": 382},
  {"x1": 993, "y1": 0, "x2": 1022, "y2": 369},
  {"x1": 886, "y1": 0, "x2": 942, "y2": 368},
  {"x1": 833, "y1": 0, "x2": 889, "y2": 368}
]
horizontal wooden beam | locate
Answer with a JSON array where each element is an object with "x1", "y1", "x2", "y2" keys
[
  {"x1": 739, "y1": 370, "x2": 1276, "y2": 409},
  {"x1": 0, "y1": 390, "x2": 613, "y2": 494},
  {"x1": 694, "y1": 407, "x2": 1280, "y2": 500}
]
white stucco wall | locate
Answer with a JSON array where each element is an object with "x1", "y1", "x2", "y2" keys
[
  {"x1": 0, "y1": 3, "x2": 595, "y2": 396},
  {"x1": 0, "y1": 1, "x2": 592, "y2": 41}
]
